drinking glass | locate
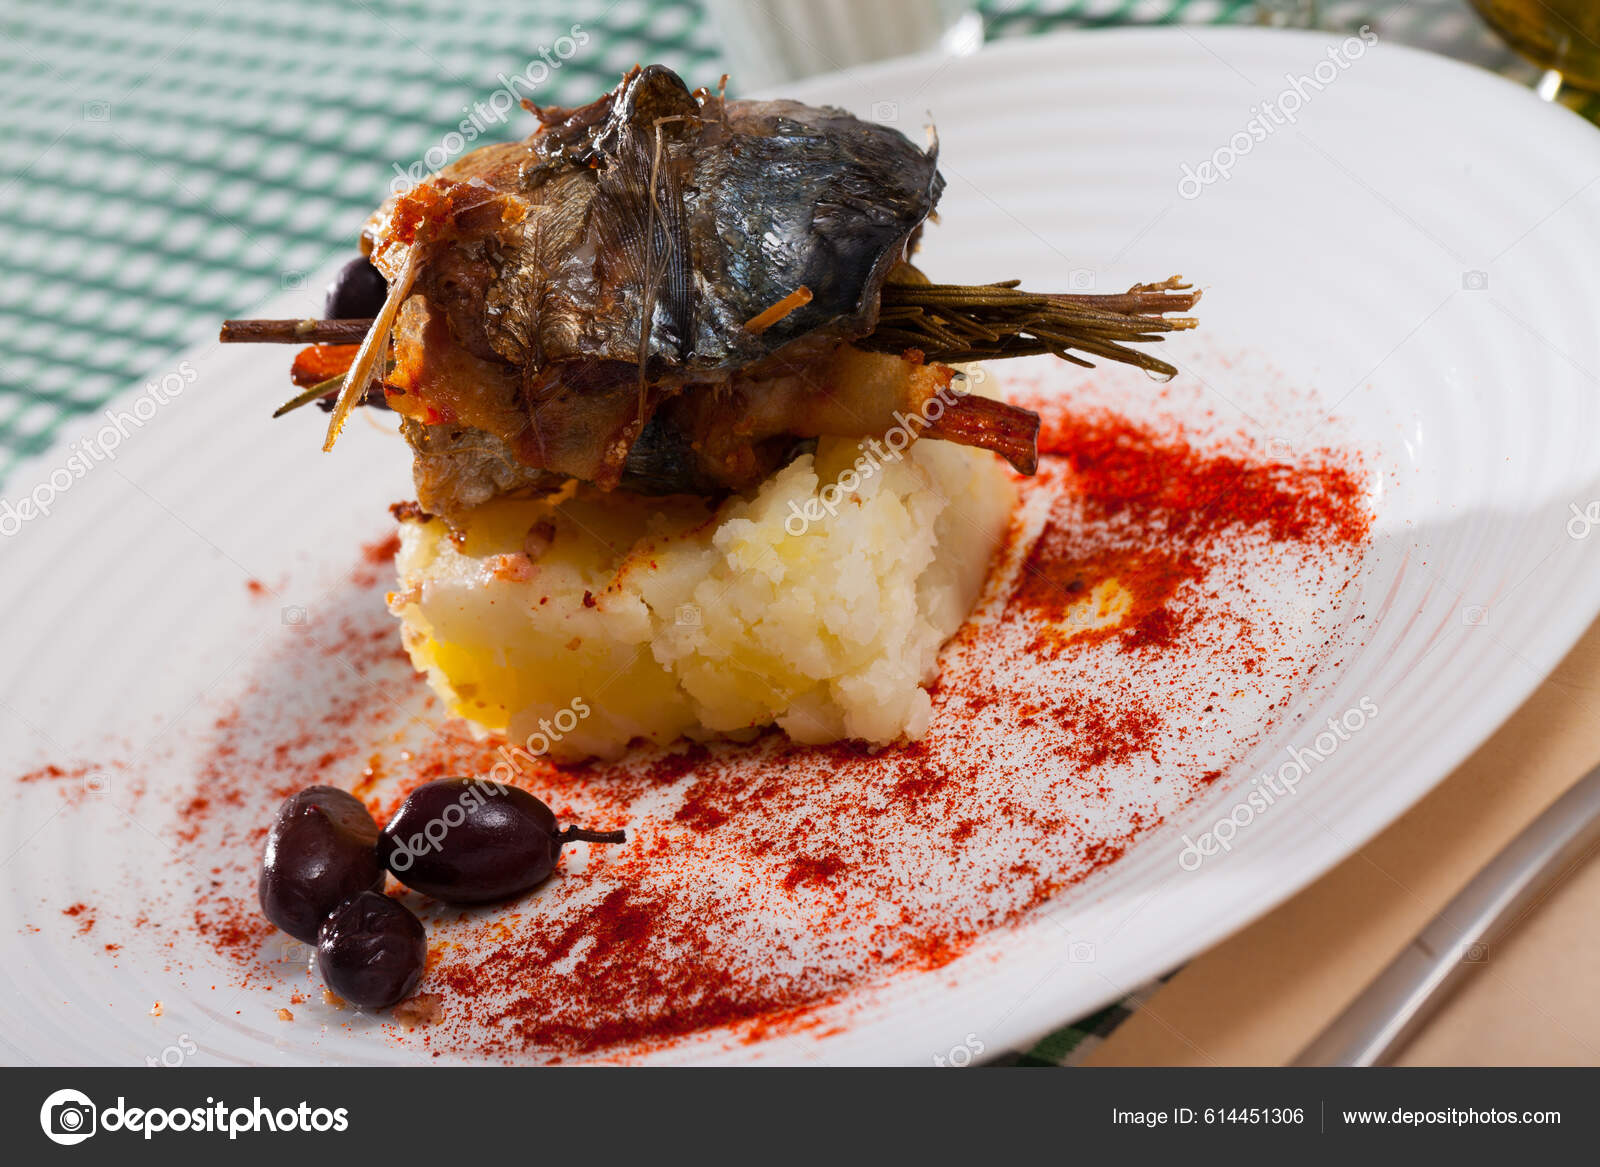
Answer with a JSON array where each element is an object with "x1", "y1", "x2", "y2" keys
[{"x1": 1470, "y1": 0, "x2": 1600, "y2": 99}]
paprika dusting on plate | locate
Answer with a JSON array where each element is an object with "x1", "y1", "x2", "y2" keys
[{"x1": 22, "y1": 389, "x2": 1372, "y2": 1062}]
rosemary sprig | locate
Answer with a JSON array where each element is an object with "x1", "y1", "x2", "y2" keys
[
  {"x1": 271, "y1": 361, "x2": 397, "y2": 418},
  {"x1": 224, "y1": 275, "x2": 1202, "y2": 414},
  {"x1": 273, "y1": 373, "x2": 346, "y2": 418},
  {"x1": 864, "y1": 275, "x2": 1200, "y2": 376}
]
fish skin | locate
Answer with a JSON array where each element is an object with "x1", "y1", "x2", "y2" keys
[
  {"x1": 376, "y1": 65, "x2": 948, "y2": 507},
  {"x1": 425, "y1": 63, "x2": 945, "y2": 378}
]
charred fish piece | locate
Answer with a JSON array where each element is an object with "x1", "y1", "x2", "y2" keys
[{"x1": 221, "y1": 65, "x2": 1199, "y2": 518}]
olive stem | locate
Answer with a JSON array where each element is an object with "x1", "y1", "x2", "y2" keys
[{"x1": 559, "y1": 826, "x2": 627, "y2": 846}]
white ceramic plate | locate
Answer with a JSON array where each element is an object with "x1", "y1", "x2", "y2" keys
[{"x1": 7, "y1": 26, "x2": 1600, "y2": 1065}]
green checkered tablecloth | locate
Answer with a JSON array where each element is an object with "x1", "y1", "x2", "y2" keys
[{"x1": 0, "y1": 0, "x2": 1557, "y2": 1064}]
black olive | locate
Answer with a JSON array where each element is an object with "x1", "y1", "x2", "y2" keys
[
  {"x1": 316, "y1": 891, "x2": 426, "y2": 1009},
  {"x1": 258, "y1": 786, "x2": 384, "y2": 944},
  {"x1": 379, "y1": 777, "x2": 625, "y2": 905},
  {"x1": 323, "y1": 256, "x2": 387, "y2": 320}
]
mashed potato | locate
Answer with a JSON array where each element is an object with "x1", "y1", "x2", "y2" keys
[{"x1": 390, "y1": 431, "x2": 1015, "y2": 761}]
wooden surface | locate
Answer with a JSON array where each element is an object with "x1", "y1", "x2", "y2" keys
[{"x1": 1087, "y1": 616, "x2": 1600, "y2": 1066}]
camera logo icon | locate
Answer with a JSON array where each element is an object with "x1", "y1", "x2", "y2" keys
[
  {"x1": 1568, "y1": 500, "x2": 1600, "y2": 540},
  {"x1": 870, "y1": 100, "x2": 898, "y2": 123},
  {"x1": 269, "y1": 937, "x2": 312, "y2": 967},
  {"x1": 40, "y1": 1088, "x2": 97, "y2": 1145}
]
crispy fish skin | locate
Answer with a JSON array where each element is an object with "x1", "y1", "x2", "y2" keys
[
  {"x1": 406, "y1": 64, "x2": 945, "y2": 375},
  {"x1": 400, "y1": 417, "x2": 564, "y2": 518}
]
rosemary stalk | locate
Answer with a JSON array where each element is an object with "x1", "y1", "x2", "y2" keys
[
  {"x1": 226, "y1": 275, "x2": 1202, "y2": 416},
  {"x1": 863, "y1": 275, "x2": 1200, "y2": 376},
  {"x1": 273, "y1": 373, "x2": 346, "y2": 418}
]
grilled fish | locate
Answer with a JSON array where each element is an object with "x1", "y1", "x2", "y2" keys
[{"x1": 221, "y1": 66, "x2": 1199, "y2": 519}]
